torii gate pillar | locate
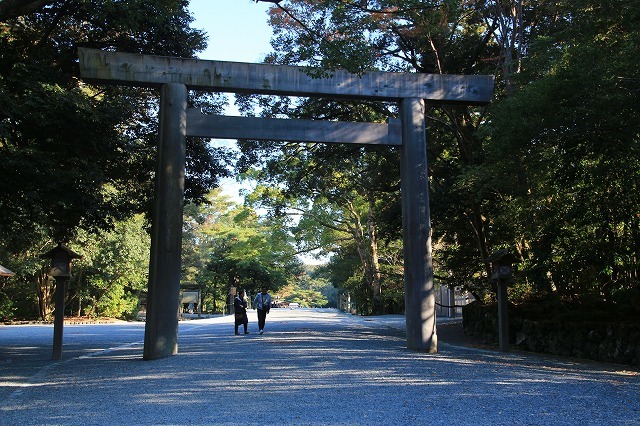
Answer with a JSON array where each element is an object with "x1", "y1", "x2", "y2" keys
[
  {"x1": 400, "y1": 98, "x2": 436, "y2": 352},
  {"x1": 143, "y1": 83, "x2": 187, "y2": 360}
]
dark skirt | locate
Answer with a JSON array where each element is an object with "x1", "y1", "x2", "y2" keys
[{"x1": 235, "y1": 311, "x2": 248, "y2": 325}]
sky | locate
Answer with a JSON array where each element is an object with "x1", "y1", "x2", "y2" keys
[{"x1": 189, "y1": 0, "x2": 274, "y2": 64}]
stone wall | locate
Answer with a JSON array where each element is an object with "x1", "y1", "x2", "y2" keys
[{"x1": 462, "y1": 302, "x2": 640, "y2": 365}]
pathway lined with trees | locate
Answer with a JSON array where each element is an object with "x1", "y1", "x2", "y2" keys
[{"x1": 1, "y1": 2, "x2": 639, "y2": 347}]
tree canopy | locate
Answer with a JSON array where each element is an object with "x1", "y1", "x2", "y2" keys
[
  {"x1": 235, "y1": 0, "x2": 640, "y2": 312},
  {"x1": 0, "y1": 0, "x2": 232, "y2": 252},
  {"x1": 0, "y1": 1, "x2": 233, "y2": 320}
]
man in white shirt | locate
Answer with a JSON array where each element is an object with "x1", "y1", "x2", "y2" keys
[{"x1": 253, "y1": 285, "x2": 272, "y2": 334}]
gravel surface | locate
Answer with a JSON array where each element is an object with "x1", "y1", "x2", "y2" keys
[{"x1": 1, "y1": 308, "x2": 638, "y2": 425}]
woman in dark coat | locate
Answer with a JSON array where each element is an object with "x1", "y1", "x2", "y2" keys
[{"x1": 234, "y1": 289, "x2": 249, "y2": 335}]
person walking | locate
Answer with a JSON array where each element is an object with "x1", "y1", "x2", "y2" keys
[
  {"x1": 234, "y1": 289, "x2": 249, "y2": 335},
  {"x1": 253, "y1": 286, "x2": 272, "y2": 334}
]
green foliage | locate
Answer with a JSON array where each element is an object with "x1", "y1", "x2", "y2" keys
[
  {"x1": 0, "y1": 287, "x2": 15, "y2": 320},
  {"x1": 181, "y1": 189, "x2": 303, "y2": 313},
  {"x1": 243, "y1": 0, "x2": 502, "y2": 311},
  {"x1": 485, "y1": 0, "x2": 640, "y2": 301},
  {"x1": 71, "y1": 214, "x2": 151, "y2": 319},
  {"x1": 3, "y1": 0, "x2": 639, "y2": 321},
  {"x1": 285, "y1": 268, "x2": 336, "y2": 307},
  {"x1": 0, "y1": 1, "x2": 232, "y2": 253},
  {"x1": 0, "y1": 213, "x2": 151, "y2": 320},
  {"x1": 250, "y1": 0, "x2": 640, "y2": 310},
  {"x1": 0, "y1": 0, "x2": 236, "y2": 319}
]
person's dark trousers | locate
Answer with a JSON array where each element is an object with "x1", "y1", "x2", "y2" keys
[{"x1": 257, "y1": 308, "x2": 267, "y2": 331}]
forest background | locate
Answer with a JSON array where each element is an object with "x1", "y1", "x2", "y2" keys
[{"x1": 0, "y1": 0, "x2": 639, "y2": 322}]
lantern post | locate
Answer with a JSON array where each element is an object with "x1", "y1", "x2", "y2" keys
[
  {"x1": 40, "y1": 243, "x2": 82, "y2": 360},
  {"x1": 486, "y1": 249, "x2": 518, "y2": 352}
]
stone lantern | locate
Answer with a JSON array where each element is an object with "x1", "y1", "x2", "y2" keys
[
  {"x1": 486, "y1": 249, "x2": 519, "y2": 352},
  {"x1": 41, "y1": 243, "x2": 82, "y2": 277},
  {"x1": 40, "y1": 243, "x2": 82, "y2": 360}
]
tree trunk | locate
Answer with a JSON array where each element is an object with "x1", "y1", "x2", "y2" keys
[
  {"x1": 367, "y1": 199, "x2": 383, "y2": 314},
  {"x1": 36, "y1": 266, "x2": 52, "y2": 320},
  {"x1": 346, "y1": 200, "x2": 375, "y2": 314},
  {"x1": 75, "y1": 269, "x2": 84, "y2": 317},
  {"x1": 211, "y1": 282, "x2": 217, "y2": 313}
]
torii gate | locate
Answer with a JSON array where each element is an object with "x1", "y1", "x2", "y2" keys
[{"x1": 78, "y1": 48, "x2": 494, "y2": 360}]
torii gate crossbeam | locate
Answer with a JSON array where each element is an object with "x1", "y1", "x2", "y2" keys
[{"x1": 77, "y1": 48, "x2": 494, "y2": 359}]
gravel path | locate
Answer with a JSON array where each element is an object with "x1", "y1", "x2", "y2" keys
[{"x1": 1, "y1": 309, "x2": 638, "y2": 425}]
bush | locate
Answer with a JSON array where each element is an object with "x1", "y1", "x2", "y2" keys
[{"x1": 0, "y1": 291, "x2": 15, "y2": 321}]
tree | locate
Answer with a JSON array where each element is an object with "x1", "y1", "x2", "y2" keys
[
  {"x1": 0, "y1": 1, "x2": 235, "y2": 318},
  {"x1": 0, "y1": 0, "x2": 57, "y2": 20},
  {"x1": 484, "y1": 0, "x2": 640, "y2": 301},
  {"x1": 238, "y1": 0, "x2": 504, "y2": 309},
  {"x1": 238, "y1": 126, "x2": 407, "y2": 314},
  {"x1": 71, "y1": 214, "x2": 151, "y2": 319},
  {"x1": 181, "y1": 189, "x2": 303, "y2": 312},
  {"x1": 0, "y1": 1, "x2": 232, "y2": 253},
  {"x1": 0, "y1": 238, "x2": 50, "y2": 320},
  {"x1": 0, "y1": 213, "x2": 151, "y2": 321},
  {"x1": 251, "y1": 0, "x2": 640, "y2": 310}
]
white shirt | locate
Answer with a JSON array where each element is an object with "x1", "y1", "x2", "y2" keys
[{"x1": 253, "y1": 292, "x2": 272, "y2": 310}]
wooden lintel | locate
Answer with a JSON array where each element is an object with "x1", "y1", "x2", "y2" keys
[
  {"x1": 78, "y1": 48, "x2": 494, "y2": 105},
  {"x1": 186, "y1": 110, "x2": 402, "y2": 145}
]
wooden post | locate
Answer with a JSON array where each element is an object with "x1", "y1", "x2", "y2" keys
[
  {"x1": 497, "y1": 278, "x2": 509, "y2": 351},
  {"x1": 143, "y1": 83, "x2": 187, "y2": 360},
  {"x1": 448, "y1": 286, "x2": 457, "y2": 318},
  {"x1": 400, "y1": 98, "x2": 437, "y2": 353},
  {"x1": 52, "y1": 277, "x2": 67, "y2": 360}
]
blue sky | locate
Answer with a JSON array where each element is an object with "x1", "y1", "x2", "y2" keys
[{"x1": 189, "y1": 0, "x2": 274, "y2": 63}]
